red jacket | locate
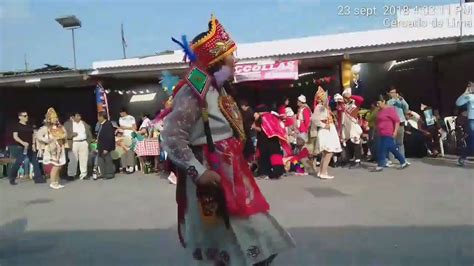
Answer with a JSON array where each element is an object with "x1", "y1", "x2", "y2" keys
[{"x1": 298, "y1": 106, "x2": 312, "y2": 133}]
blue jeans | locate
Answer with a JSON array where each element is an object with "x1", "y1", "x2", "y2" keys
[
  {"x1": 389, "y1": 125, "x2": 405, "y2": 160},
  {"x1": 368, "y1": 128, "x2": 379, "y2": 159},
  {"x1": 460, "y1": 119, "x2": 474, "y2": 160},
  {"x1": 377, "y1": 136, "x2": 406, "y2": 167},
  {"x1": 9, "y1": 147, "x2": 43, "y2": 182}
]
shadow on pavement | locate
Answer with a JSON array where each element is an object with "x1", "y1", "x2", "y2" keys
[
  {"x1": 1, "y1": 219, "x2": 473, "y2": 266},
  {"x1": 420, "y1": 157, "x2": 474, "y2": 169}
]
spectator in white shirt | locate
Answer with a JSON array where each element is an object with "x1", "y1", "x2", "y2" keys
[
  {"x1": 119, "y1": 108, "x2": 137, "y2": 173},
  {"x1": 64, "y1": 113, "x2": 93, "y2": 180},
  {"x1": 139, "y1": 113, "x2": 152, "y2": 137},
  {"x1": 406, "y1": 110, "x2": 421, "y2": 130}
]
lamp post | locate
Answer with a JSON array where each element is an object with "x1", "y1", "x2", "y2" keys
[{"x1": 55, "y1": 15, "x2": 82, "y2": 69}]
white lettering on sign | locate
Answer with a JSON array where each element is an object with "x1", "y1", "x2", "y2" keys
[
  {"x1": 233, "y1": 60, "x2": 298, "y2": 82},
  {"x1": 235, "y1": 61, "x2": 297, "y2": 74}
]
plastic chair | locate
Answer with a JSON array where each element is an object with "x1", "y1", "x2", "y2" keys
[
  {"x1": 443, "y1": 116, "x2": 457, "y2": 155},
  {"x1": 444, "y1": 116, "x2": 457, "y2": 133}
]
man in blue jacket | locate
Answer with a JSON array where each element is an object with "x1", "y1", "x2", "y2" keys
[{"x1": 456, "y1": 82, "x2": 474, "y2": 166}]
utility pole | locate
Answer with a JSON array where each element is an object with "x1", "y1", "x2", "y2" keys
[
  {"x1": 460, "y1": 0, "x2": 464, "y2": 38},
  {"x1": 121, "y1": 22, "x2": 127, "y2": 59},
  {"x1": 24, "y1": 54, "x2": 28, "y2": 71}
]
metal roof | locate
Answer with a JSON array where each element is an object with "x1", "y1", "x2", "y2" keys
[
  {"x1": 0, "y1": 69, "x2": 93, "y2": 87},
  {"x1": 92, "y1": 26, "x2": 474, "y2": 70},
  {"x1": 0, "y1": 69, "x2": 85, "y2": 78}
]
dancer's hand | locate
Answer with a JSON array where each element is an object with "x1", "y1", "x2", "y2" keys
[{"x1": 198, "y1": 170, "x2": 221, "y2": 186}]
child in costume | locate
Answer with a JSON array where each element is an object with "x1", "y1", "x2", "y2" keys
[{"x1": 160, "y1": 15, "x2": 295, "y2": 265}]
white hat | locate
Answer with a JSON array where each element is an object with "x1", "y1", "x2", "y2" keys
[
  {"x1": 342, "y1": 88, "x2": 352, "y2": 96},
  {"x1": 297, "y1": 95, "x2": 306, "y2": 103},
  {"x1": 334, "y1": 93, "x2": 344, "y2": 102}
]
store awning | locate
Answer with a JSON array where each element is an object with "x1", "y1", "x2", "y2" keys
[{"x1": 234, "y1": 60, "x2": 298, "y2": 83}]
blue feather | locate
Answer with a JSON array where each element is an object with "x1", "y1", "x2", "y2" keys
[
  {"x1": 180, "y1": 35, "x2": 196, "y2": 62},
  {"x1": 160, "y1": 71, "x2": 180, "y2": 96},
  {"x1": 171, "y1": 35, "x2": 196, "y2": 63}
]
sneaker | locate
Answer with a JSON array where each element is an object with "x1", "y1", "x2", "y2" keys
[
  {"x1": 458, "y1": 158, "x2": 466, "y2": 167},
  {"x1": 79, "y1": 174, "x2": 88, "y2": 180},
  {"x1": 399, "y1": 163, "x2": 409, "y2": 170},
  {"x1": 406, "y1": 161, "x2": 411, "y2": 166},
  {"x1": 371, "y1": 167, "x2": 384, "y2": 172},
  {"x1": 385, "y1": 161, "x2": 394, "y2": 168}
]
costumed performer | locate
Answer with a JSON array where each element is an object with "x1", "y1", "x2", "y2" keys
[
  {"x1": 160, "y1": 15, "x2": 295, "y2": 266},
  {"x1": 252, "y1": 105, "x2": 292, "y2": 180},
  {"x1": 312, "y1": 87, "x2": 342, "y2": 179},
  {"x1": 335, "y1": 88, "x2": 364, "y2": 168},
  {"x1": 296, "y1": 95, "x2": 312, "y2": 143},
  {"x1": 37, "y1": 108, "x2": 68, "y2": 189}
]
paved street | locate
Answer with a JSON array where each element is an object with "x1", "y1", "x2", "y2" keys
[{"x1": 0, "y1": 159, "x2": 473, "y2": 266}]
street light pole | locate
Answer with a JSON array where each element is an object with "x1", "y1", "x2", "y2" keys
[
  {"x1": 72, "y1": 28, "x2": 77, "y2": 69},
  {"x1": 55, "y1": 15, "x2": 82, "y2": 69}
]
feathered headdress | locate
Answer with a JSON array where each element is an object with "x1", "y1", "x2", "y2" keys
[
  {"x1": 172, "y1": 15, "x2": 236, "y2": 67},
  {"x1": 160, "y1": 70, "x2": 180, "y2": 96}
]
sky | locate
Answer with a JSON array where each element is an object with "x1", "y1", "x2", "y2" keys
[{"x1": 0, "y1": 0, "x2": 458, "y2": 72}]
